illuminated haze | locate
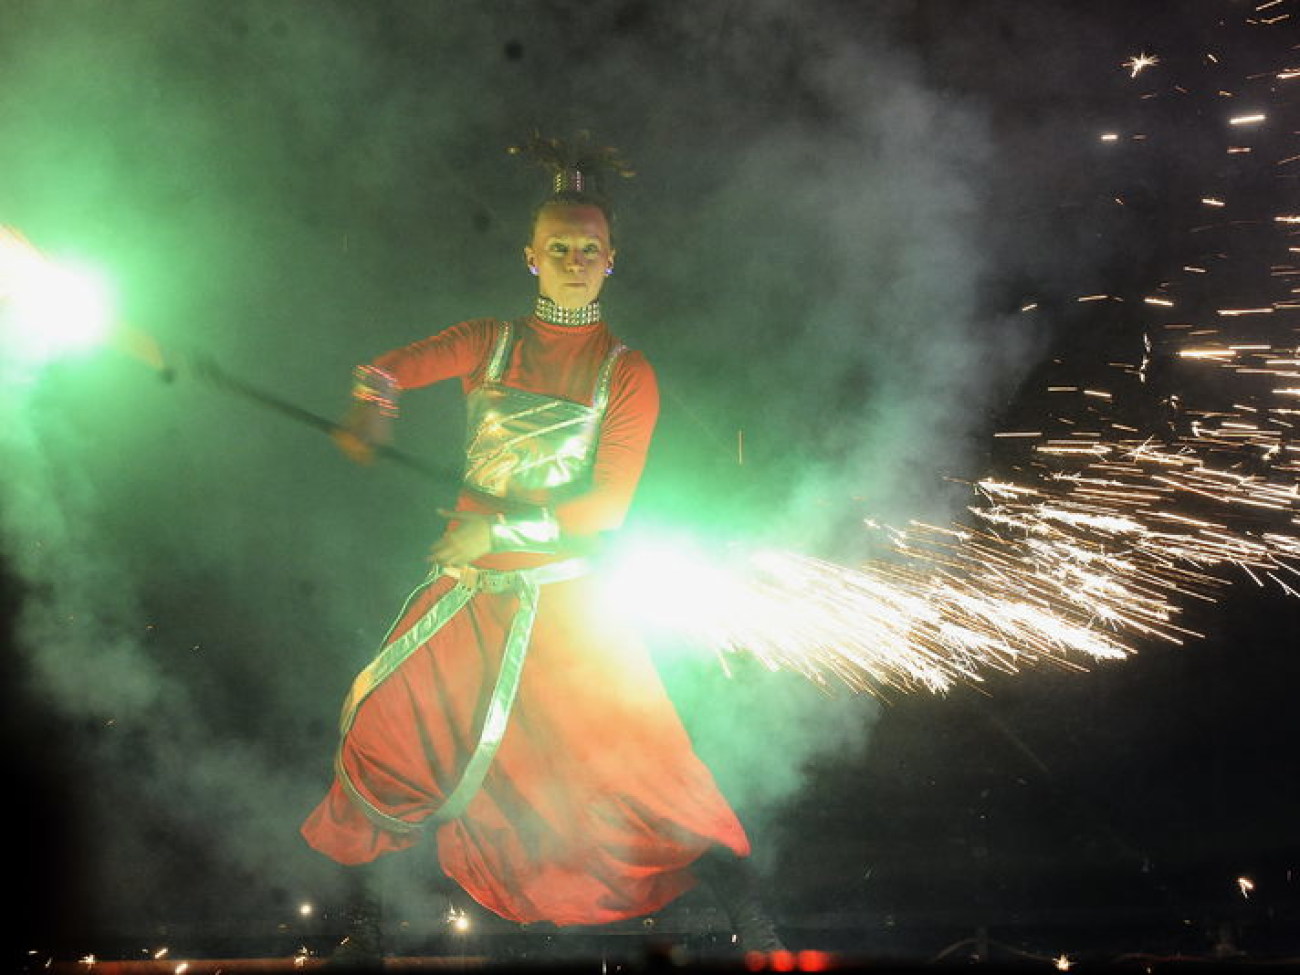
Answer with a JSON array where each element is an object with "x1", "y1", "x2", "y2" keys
[{"x1": 0, "y1": 0, "x2": 1142, "y2": 943}]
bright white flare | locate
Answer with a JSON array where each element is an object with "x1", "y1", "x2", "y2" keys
[{"x1": 0, "y1": 226, "x2": 114, "y2": 368}]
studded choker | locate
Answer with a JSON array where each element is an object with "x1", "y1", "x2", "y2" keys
[{"x1": 534, "y1": 295, "x2": 602, "y2": 327}]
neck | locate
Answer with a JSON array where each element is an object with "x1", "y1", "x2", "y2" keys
[{"x1": 534, "y1": 295, "x2": 602, "y2": 327}]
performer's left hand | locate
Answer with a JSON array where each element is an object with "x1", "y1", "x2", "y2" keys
[{"x1": 430, "y1": 509, "x2": 494, "y2": 566}]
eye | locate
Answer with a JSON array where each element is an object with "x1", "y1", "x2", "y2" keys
[
  {"x1": 582, "y1": 243, "x2": 601, "y2": 255},
  {"x1": 548, "y1": 242, "x2": 569, "y2": 255}
]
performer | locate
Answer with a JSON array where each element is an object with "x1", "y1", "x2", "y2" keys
[{"x1": 301, "y1": 135, "x2": 782, "y2": 965}]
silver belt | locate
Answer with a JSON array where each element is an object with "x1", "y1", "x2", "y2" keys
[{"x1": 437, "y1": 556, "x2": 591, "y2": 593}]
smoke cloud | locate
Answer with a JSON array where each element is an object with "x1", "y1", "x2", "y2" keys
[{"x1": 0, "y1": 0, "x2": 1148, "y2": 948}]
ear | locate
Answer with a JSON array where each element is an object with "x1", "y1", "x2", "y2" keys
[{"x1": 523, "y1": 245, "x2": 535, "y2": 266}]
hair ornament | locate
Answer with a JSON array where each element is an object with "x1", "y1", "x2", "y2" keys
[{"x1": 508, "y1": 131, "x2": 635, "y2": 198}]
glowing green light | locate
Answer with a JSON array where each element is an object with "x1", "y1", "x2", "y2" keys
[
  {"x1": 1, "y1": 228, "x2": 116, "y2": 369},
  {"x1": 2, "y1": 259, "x2": 115, "y2": 366}
]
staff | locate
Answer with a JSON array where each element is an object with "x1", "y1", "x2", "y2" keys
[{"x1": 0, "y1": 225, "x2": 450, "y2": 483}]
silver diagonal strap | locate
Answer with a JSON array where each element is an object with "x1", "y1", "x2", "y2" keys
[
  {"x1": 335, "y1": 558, "x2": 587, "y2": 833},
  {"x1": 429, "y1": 572, "x2": 539, "y2": 823}
]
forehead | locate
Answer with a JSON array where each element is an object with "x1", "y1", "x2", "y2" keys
[{"x1": 532, "y1": 203, "x2": 610, "y2": 242}]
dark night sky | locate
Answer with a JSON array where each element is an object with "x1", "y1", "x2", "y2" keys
[{"x1": 2, "y1": 0, "x2": 1300, "y2": 966}]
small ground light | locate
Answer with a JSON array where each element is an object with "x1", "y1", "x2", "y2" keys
[{"x1": 448, "y1": 907, "x2": 471, "y2": 933}]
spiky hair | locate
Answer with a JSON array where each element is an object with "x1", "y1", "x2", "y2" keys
[{"x1": 508, "y1": 131, "x2": 635, "y2": 210}]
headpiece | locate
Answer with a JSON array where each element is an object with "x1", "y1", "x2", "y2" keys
[{"x1": 508, "y1": 131, "x2": 635, "y2": 203}]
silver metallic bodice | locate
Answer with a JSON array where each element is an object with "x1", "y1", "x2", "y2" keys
[{"x1": 463, "y1": 321, "x2": 625, "y2": 501}]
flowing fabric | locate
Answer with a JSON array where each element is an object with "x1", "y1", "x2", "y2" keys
[{"x1": 301, "y1": 315, "x2": 750, "y2": 924}]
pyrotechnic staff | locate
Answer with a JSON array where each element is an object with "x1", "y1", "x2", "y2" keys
[{"x1": 301, "y1": 134, "x2": 782, "y2": 966}]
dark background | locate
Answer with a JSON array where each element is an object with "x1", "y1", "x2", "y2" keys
[{"x1": 2, "y1": 0, "x2": 1299, "y2": 967}]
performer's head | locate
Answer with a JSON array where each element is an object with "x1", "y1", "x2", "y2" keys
[
  {"x1": 524, "y1": 200, "x2": 614, "y2": 310},
  {"x1": 511, "y1": 133, "x2": 633, "y2": 311}
]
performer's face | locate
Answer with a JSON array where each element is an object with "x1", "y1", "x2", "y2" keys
[{"x1": 524, "y1": 204, "x2": 616, "y2": 309}]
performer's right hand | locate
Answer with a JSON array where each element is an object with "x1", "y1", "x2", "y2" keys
[
  {"x1": 429, "y1": 510, "x2": 495, "y2": 567},
  {"x1": 332, "y1": 402, "x2": 391, "y2": 465},
  {"x1": 331, "y1": 427, "x2": 376, "y2": 465}
]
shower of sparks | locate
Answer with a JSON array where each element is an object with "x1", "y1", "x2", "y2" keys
[
  {"x1": 608, "y1": 17, "x2": 1300, "y2": 700},
  {"x1": 1125, "y1": 52, "x2": 1161, "y2": 77},
  {"x1": 610, "y1": 322, "x2": 1300, "y2": 698},
  {"x1": 616, "y1": 315, "x2": 1300, "y2": 698}
]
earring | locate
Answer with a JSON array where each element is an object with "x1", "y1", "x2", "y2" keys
[
  {"x1": 604, "y1": 266, "x2": 614, "y2": 277},
  {"x1": 528, "y1": 265, "x2": 538, "y2": 276}
]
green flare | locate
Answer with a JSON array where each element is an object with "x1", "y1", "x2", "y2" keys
[{"x1": 2, "y1": 258, "x2": 114, "y2": 367}]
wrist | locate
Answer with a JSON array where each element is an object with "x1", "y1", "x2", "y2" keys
[{"x1": 352, "y1": 364, "x2": 400, "y2": 418}]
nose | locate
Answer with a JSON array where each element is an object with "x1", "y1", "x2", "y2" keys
[{"x1": 565, "y1": 250, "x2": 586, "y2": 272}]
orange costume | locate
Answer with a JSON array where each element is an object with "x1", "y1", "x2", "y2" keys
[{"x1": 301, "y1": 311, "x2": 750, "y2": 925}]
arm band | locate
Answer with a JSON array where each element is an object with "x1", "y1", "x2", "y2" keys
[{"x1": 352, "y1": 364, "x2": 400, "y2": 418}]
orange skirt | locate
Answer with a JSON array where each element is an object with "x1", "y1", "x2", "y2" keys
[{"x1": 300, "y1": 571, "x2": 750, "y2": 925}]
